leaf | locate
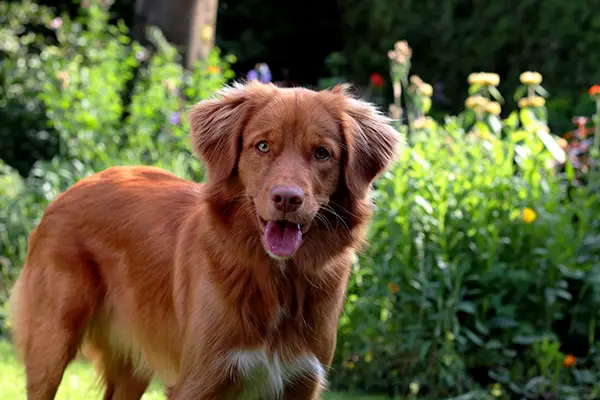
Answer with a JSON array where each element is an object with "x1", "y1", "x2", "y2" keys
[
  {"x1": 487, "y1": 85, "x2": 504, "y2": 102},
  {"x1": 519, "y1": 108, "x2": 538, "y2": 129},
  {"x1": 457, "y1": 301, "x2": 476, "y2": 314},
  {"x1": 488, "y1": 316, "x2": 518, "y2": 329},
  {"x1": 486, "y1": 114, "x2": 502, "y2": 135},
  {"x1": 464, "y1": 328, "x2": 485, "y2": 346},
  {"x1": 503, "y1": 111, "x2": 519, "y2": 129}
]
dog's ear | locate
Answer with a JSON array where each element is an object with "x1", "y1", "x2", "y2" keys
[
  {"x1": 188, "y1": 82, "x2": 271, "y2": 183},
  {"x1": 336, "y1": 85, "x2": 401, "y2": 200}
]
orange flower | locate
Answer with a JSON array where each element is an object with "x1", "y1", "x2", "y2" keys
[
  {"x1": 563, "y1": 354, "x2": 576, "y2": 368},
  {"x1": 207, "y1": 65, "x2": 221, "y2": 75},
  {"x1": 589, "y1": 85, "x2": 600, "y2": 96},
  {"x1": 387, "y1": 282, "x2": 400, "y2": 294}
]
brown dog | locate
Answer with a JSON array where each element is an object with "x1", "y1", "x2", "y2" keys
[{"x1": 9, "y1": 81, "x2": 400, "y2": 399}]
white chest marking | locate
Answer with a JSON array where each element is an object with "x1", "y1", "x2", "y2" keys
[{"x1": 228, "y1": 347, "x2": 326, "y2": 399}]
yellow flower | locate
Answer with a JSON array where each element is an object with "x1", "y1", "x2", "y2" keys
[
  {"x1": 468, "y1": 72, "x2": 486, "y2": 86},
  {"x1": 387, "y1": 282, "x2": 400, "y2": 294},
  {"x1": 410, "y1": 74, "x2": 424, "y2": 87},
  {"x1": 529, "y1": 96, "x2": 545, "y2": 108},
  {"x1": 419, "y1": 83, "x2": 433, "y2": 97},
  {"x1": 468, "y1": 72, "x2": 500, "y2": 86},
  {"x1": 483, "y1": 72, "x2": 500, "y2": 86},
  {"x1": 486, "y1": 101, "x2": 502, "y2": 115},
  {"x1": 522, "y1": 207, "x2": 537, "y2": 223},
  {"x1": 520, "y1": 71, "x2": 543, "y2": 86},
  {"x1": 518, "y1": 97, "x2": 531, "y2": 108},
  {"x1": 465, "y1": 95, "x2": 489, "y2": 110}
]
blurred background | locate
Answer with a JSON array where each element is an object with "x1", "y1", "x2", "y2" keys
[{"x1": 2, "y1": 0, "x2": 600, "y2": 399}]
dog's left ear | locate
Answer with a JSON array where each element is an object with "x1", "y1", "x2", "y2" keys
[
  {"x1": 337, "y1": 87, "x2": 401, "y2": 200},
  {"x1": 188, "y1": 82, "x2": 272, "y2": 183}
]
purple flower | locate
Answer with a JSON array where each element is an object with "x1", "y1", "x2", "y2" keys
[
  {"x1": 247, "y1": 69, "x2": 259, "y2": 81},
  {"x1": 169, "y1": 112, "x2": 180, "y2": 125},
  {"x1": 257, "y1": 63, "x2": 272, "y2": 83}
]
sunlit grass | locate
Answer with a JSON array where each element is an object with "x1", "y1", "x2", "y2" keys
[{"x1": 0, "y1": 340, "x2": 386, "y2": 400}]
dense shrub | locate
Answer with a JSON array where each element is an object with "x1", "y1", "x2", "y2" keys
[
  {"x1": 0, "y1": 0, "x2": 235, "y2": 329},
  {"x1": 330, "y1": 51, "x2": 600, "y2": 399}
]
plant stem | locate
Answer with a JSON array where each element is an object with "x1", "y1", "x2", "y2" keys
[{"x1": 594, "y1": 100, "x2": 600, "y2": 155}]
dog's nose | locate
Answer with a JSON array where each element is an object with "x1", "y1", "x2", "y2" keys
[{"x1": 270, "y1": 186, "x2": 305, "y2": 213}]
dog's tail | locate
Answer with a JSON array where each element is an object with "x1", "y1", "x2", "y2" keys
[{"x1": 7, "y1": 266, "x2": 29, "y2": 364}]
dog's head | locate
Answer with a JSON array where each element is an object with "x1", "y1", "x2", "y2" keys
[{"x1": 189, "y1": 81, "x2": 400, "y2": 260}]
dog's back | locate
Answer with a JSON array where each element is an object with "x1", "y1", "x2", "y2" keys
[{"x1": 9, "y1": 165, "x2": 201, "y2": 398}]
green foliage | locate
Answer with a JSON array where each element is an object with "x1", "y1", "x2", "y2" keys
[
  {"x1": 0, "y1": 0, "x2": 235, "y2": 326},
  {"x1": 332, "y1": 106, "x2": 600, "y2": 397},
  {"x1": 0, "y1": 0, "x2": 60, "y2": 176}
]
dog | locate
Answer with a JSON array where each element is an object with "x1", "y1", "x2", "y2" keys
[{"x1": 9, "y1": 81, "x2": 400, "y2": 399}]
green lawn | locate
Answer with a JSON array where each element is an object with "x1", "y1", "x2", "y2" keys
[{"x1": 0, "y1": 341, "x2": 384, "y2": 400}]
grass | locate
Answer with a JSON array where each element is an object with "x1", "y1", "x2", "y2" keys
[{"x1": 0, "y1": 340, "x2": 385, "y2": 400}]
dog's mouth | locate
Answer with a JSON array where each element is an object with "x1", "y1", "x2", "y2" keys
[{"x1": 258, "y1": 217, "x2": 310, "y2": 259}]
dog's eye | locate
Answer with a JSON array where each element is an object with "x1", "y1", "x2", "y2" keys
[
  {"x1": 256, "y1": 141, "x2": 270, "y2": 153},
  {"x1": 314, "y1": 146, "x2": 330, "y2": 160}
]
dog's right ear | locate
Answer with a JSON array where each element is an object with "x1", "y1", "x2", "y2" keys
[{"x1": 188, "y1": 82, "x2": 271, "y2": 183}]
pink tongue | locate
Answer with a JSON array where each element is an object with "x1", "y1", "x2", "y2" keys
[{"x1": 264, "y1": 221, "x2": 302, "y2": 258}]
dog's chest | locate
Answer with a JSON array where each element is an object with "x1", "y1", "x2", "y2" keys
[{"x1": 228, "y1": 347, "x2": 325, "y2": 399}]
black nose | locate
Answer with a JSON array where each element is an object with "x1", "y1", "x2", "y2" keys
[{"x1": 270, "y1": 186, "x2": 305, "y2": 213}]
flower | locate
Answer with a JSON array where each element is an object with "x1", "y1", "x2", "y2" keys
[
  {"x1": 486, "y1": 101, "x2": 502, "y2": 115},
  {"x1": 410, "y1": 75, "x2": 424, "y2": 87},
  {"x1": 468, "y1": 72, "x2": 500, "y2": 87},
  {"x1": 465, "y1": 95, "x2": 489, "y2": 110},
  {"x1": 247, "y1": 63, "x2": 272, "y2": 83},
  {"x1": 562, "y1": 354, "x2": 576, "y2": 368},
  {"x1": 50, "y1": 17, "x2": 62, "y2": 30},
  {"x1": 247, "y1": 69, "x2": 259, "y2": 81},
  {"x1": 389, "y1": 104, "x2": 401, "y2": 119},
  {"x1": 206, "y1": 65, "x2": 221, "y2": 75},
  {"x1": 370, "y1": 72, "x2": 384, "y2": 88},
  {"x1": 520, "y1": 71, "x2": 543, "y2": 85},
  {"x1": 589, "y1": 85, "x2": 600, "y2": 97},
  {"x1": 529, "y1": 96, "x2": 545, "y2": 108},
  {"x1": 388, "y1": 40, "x2": 412, "y2": 64},
  {"x1": 135, "y1": 49, "x2": 148, "y2": 61},
  {"x1": 519, "y1": 96, "x2": 545, "y2": 108},
  {"x1": 169, "y1": 112, "x2": 180, "y2": 125},
  {"x1": 257, "y1": 63, "x2": 272, "y2": 83},
  {"x1": 557, "y1": 138, "x2": 568, "y2": 149},
  {"x1": 387, "y1": 282, "x2": 400, "y2": 294},
  {"x1": 419, "y1": 83, "x2": 433, "y2": 97},
  {"x1": 522, "y1": 207, "x2": 537, "y2": 223}
]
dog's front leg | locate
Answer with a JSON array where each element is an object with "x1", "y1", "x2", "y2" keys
[{"x1": 166, "y1": 368, "x2": 236, "y2": 400}]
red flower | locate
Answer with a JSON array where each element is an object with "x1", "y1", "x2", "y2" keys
[
  {"x1": 589, "y1": 85, "x2": 600, "y2": 96},
  {"x1": 370, "y1": 72, "x2": 384, "y2": 88}
]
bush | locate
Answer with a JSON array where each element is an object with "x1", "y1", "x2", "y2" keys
[
  {"x1": 0, "y1": 0, "x2": 235, "y2": 329},
  {"x1": 330, "y1": 46, "x2": 600, "y2": 399}
]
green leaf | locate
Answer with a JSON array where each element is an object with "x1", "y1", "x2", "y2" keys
[
  {"x1": 519, "y1": 107, "x2": 539, "y2": 129},
  {"x1": 503, "y1": 111, "x2": 519, "y2": 129}
]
